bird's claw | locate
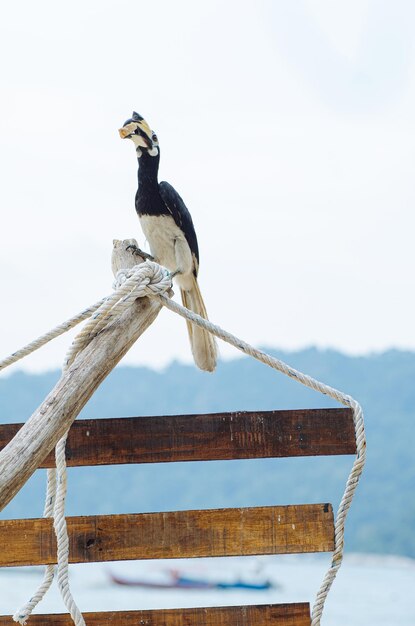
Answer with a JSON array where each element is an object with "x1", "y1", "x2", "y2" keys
[
  {"x1": 169, "y1": 269, "x2": 182, "y2": 279},
  {"x1": 126, "y1": 244, "x2": 154, "y2": 261}
]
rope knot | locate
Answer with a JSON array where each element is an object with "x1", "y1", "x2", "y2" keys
[
  {"x1": 113, "y1": 260, "x2": 172, "y2": 296},
  {"x1": 141, "y1": 261, "x2": 172, "y2": 296}
]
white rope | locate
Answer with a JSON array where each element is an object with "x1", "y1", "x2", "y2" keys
[
  {"x1": 0, "y1": 300, "x2": 107, "y2": 373},
  {"x1": 52, "y1": 433, "x2": 86, "y2": 626},
  {"x1": 12, "y1": 469, "x2": 56, "y2": 624},
  {"x1": 3, "y1": 260, "x2": 366, "y2": 626},
  {"x1": 156, "y1": 293, "x2": 366, "y2": 625}
]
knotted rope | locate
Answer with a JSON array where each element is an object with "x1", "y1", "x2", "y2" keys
[{"x1": 1, "y1": 260, "x2": 366, "y2": 626}]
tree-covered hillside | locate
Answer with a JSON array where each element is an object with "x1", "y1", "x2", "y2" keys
[{"x1": 1, "y1": 348, "x2": 414, "y2": 557}]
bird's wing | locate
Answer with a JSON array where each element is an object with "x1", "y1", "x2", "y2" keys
[{"x1": 159, "y1": 180, "x2": 200, "y2": 271}]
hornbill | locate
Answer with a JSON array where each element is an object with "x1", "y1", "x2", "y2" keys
[{"x1": 119, "y1": 112, "x2": 217, "y2": 372}]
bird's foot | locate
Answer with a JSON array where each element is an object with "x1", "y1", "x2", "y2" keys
[
  {"x1": 126, "y1": 244, "x2": 154, "y2": 261},
  {"x1": 169, "y1": 269, "x2": 183, "y2": 279}
]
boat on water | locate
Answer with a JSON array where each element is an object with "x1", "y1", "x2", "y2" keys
[{"x1": 109, "y1": 570, "x2": 274, "y2": 591}]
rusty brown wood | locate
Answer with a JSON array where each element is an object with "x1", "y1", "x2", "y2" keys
[
  {"x1": 0, "y1": 603, "x2": 311, "y2": 625},
  {"x1": 0, "y1": 408, "x2": 355, "y2": 468},
  {"x1": 0, "y1": 504, "x2": 334, "y2": 567}
]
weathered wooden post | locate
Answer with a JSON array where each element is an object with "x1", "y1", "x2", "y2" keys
[{"x1": 0, "y1": 239, "x2": 168, "y2": 511}]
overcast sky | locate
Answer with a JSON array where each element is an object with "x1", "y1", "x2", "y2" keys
[{"x1": 1, "y1": 0, "x2": 414, "y2": 374}]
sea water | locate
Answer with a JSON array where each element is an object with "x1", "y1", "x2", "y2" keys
[{"x1": 0, "y1": 553, "x2": 414, "y2": 625}]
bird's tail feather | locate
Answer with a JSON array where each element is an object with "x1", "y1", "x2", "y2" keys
[{"x1": 180, "y1": 277, "x2": 217, "y2": 372}]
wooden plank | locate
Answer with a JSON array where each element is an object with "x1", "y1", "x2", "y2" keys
[
  {"x1": 0, "y1": 504, "x2": 334, "y2": 567},
  {"x1": 0, "y1": 408, "x2": 355, "y2": 468},
  {"x1": 0, "y1": 603, "x2": 311, "y2": 625}
]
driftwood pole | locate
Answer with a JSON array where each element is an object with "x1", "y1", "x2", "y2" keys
[{"x1": 0, "y1": 239, "x2": 168, "y2": 512}]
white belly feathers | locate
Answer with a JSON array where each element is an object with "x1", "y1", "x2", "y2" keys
[{"x1": 139, "y1": 214, "x2": 194, "y2": 287}]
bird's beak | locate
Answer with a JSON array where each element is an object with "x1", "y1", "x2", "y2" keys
[
  {"x1": 118, "y1": 118, "x2": 153, "y2": 148},
  {"x1": 118, "y1": 122, "x2": 136, "y2": 139}
]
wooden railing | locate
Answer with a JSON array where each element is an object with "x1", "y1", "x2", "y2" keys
[{"x1": 0, "y1": 407, "x2": 355, "y2": 625}]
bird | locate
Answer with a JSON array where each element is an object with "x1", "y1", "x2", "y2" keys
[{"x1": 119, "y1": 111, "x2": 217, "y2": 372}]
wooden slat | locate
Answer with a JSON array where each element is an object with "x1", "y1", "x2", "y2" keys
[
  {"x1": 0, "y1": 408, "x2": 355, "y2": 468},
  {"x1": 0, "y1": 504, "x2": 333, "y2": 567},
  {"x1": 0, "y1": 603, "x2": 311, "y2": 625}
]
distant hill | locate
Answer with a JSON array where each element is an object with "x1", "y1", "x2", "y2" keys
[{"x1": 1, "y1": 347, "x2": 414, "y2": 558}]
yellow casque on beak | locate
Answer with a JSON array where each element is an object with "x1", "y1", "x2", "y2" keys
[{"x1": 136, "y1": 118, "x2": 152, "y2": 138}]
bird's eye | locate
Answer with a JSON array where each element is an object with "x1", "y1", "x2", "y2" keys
[{"x1": 152, "y1": 134, "x2": 158, "y2": 143}]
